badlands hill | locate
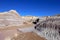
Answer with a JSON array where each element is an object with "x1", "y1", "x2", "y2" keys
[
  {"x1": 0, "y1": 10, "x2": 60, "y2": 40},
  {"x1": 0, "y1": 10, "x2": 46, "y2": 40}
]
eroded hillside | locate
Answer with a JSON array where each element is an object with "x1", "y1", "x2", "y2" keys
[
  {"x1": 0, "y1": 10, "x2": 60, "y2": 40},
  {"x1": 0, "y1": 10, "x2": 46, "y2": 40}
]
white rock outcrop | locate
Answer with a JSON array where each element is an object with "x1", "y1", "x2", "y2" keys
[{"x1": 0, "y1": 10, "x2": 23, "y2": 27}]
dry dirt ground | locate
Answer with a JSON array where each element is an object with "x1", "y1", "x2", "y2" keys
[
  {"x1": 0, "y1": 23, "x2": 46, "y2": 40},
  {"x1": 11, "y1": 32, "x2": 46, "y2": 40}
]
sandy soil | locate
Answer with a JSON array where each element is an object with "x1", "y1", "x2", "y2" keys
[
  {"x1": 0, "y1": 29, "x2": 18, "y2": 40},
  {"x1": 11, "y1": 32, "x2": 46, "y2": 40},
  {"x1": 0, "y1": 23, "x2": 46, "y2": 40}
]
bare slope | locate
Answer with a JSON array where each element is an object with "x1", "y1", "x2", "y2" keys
[{"x1": 0, "y1": 10, "x2": 46, "y2": 40}]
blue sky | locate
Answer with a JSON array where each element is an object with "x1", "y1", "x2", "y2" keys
[{"x1": 0, "y1": 0, "x2": 60, "y2": 16}]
